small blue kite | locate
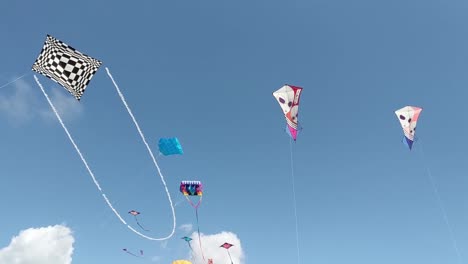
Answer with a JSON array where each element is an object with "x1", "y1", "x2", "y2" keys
[{"x1": 158, "y1": 137, "x2": 184, "y2": 156}]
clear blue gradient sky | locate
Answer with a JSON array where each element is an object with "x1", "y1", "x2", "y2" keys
[{"x1": 1, "y1": 0, "x2": 468, "y2": 263}]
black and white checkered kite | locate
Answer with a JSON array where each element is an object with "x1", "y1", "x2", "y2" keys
[
  {"x1": 32, "y1": 35, "x2": 102, "y2": 100},
  {"x1": 31, "y1": 35, "x2": 178, "y2": 241}
]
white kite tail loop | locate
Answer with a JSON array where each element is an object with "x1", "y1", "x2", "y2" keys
[
  {"x1": 34, "y1": 75, "x2": 175, "y2": 241},
  {"x1": 105, "y1": 67, "x2": 176, "y2": 240}
]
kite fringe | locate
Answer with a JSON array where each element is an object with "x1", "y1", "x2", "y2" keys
[
  {"x1": 35, "y1": 74, "x2": 174, "y2": 241},
  {"x1": 418, "y1": 143, "x2": 463, "y2": 264},
  {"x1": 105, "y1": 67, "x2": 177, "y2": 240}
]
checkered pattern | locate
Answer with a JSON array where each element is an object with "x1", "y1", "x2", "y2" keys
[{"x1": 32, "y1": 35, "x2": 102, "y2": 101}]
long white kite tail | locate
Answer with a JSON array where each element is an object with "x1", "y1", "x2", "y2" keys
[
  {"x1": 105, "y1": 67, "x2": 177, "y2": 238},
  {"x1": 34, "y1": 75, "x2": 176, "y2": 241}
]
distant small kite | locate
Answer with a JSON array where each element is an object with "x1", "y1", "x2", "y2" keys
[
  {"x1": 220, "y1": 242, "x2": 233, "y2": 249},
  {"x1": 182, "y1": 236, "x2": 194, "y2": 252},
  {"x1": 220, "y1": 243, "x2": 234, "y2": 264},
  {"x1": 158, "y1": 137, "x2": 184, "y2": 156},
  {"x1": 123, "y1": 248, "x2": 143, "y2": 258},
  {"x1": 129, "y1": 210, "x2": 150, "y2": 231}
]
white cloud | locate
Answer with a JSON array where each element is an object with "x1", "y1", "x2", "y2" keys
[
  {"x1": 0, "y1": 76, "x2": 82, "y2": 125},
  {"x1": 0, "y1": 225, "x2": 75, "y2": 264},
  {"x1": 38, "y1": 86, "x2": 83, "y2": 122},
  {"x1": 0, "y1": 78, "x2": 40, "y2": 125},
  {"x1": 179, "y1": 224, "x2": 193, "y2": 233},
  {"x1": 151, "y1": 255, "x2": 162, "y2": 262},
  {"x1": 188, "y1": 231, "x2": 245, "y2": 264},
  {"x1": 174, "y1": 198, "x2": 186, "y2": 207}
]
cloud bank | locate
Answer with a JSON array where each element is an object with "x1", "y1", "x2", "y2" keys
[
  {"x1": 0, "y1": 78, "x2": 40, "y2": 124},
  {"x1": 188, "y1": 231, "x2": 245, "y2": 264},
  {"x1": 0, "y1": 77, "x2": 82, "y2": 125},
  {"x1": 179, "y1": 224, "x2": 193, "y2": 233},
  {"x1": 0, "y1": 225, "x2": 75, "y2": 264}
]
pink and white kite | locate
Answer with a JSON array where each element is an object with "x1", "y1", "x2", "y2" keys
[
  {"x1": 273, "y1": 84, "x2": 303, "y2": 141},
  {"x1": 395, "y1": 106, "x2": 422, "y2": 150}
]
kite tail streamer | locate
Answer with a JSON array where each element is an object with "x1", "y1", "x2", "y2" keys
[
  {"x1": 124, "y1": 249, "x2": 142, "y2": 258},
  {"x1": 195, "y1": 207, "x2": 206, "y2": 261},
  {"x1": 418, "y1": 143, "x2": 463, "y2": 264},
  {"x1": 134, "y1": 215, "x2": 150, "y2": 231},
  {"x1": 105, "y1": 67, "x2": 176, "y2": 240},
  {"x1": 34, "y1": 75, "x2": 172, "y2": 241},
  {"x1": 289, "y1": 138, "x2": 300, "y2": 264},
  {"x1": 188, "y1": 242, "x2": 194, "y2": 253}
]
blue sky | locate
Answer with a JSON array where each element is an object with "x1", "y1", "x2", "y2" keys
[{"x1": 1, "y1": 0, "x2": 468, "y2": 263}]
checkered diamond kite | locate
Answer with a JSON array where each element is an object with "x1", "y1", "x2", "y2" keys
[{"x1": 32, "y1": 34, "x2": 102, "y2": 100}]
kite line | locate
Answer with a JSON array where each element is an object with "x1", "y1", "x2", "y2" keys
[
  {"x1": 290, "y1": 138, "x2": 300, "y2": 264},
  {"x1": 221, "y1": 243, "x2": 234, "y2": 264},
  {"x1": 395, "y1": 106, "x2": 461, "y2": 263},
  {"x1": 34, "y1": 74, "x2": 176, "y2": 241},
  {"x1": 273, "y1": 85, "x2": 303, "y2": 264},
  {"x1": 194, "y1": 202, "x2": 205, "y2": 261},
  {"x1": 0, "y1": 73, "x2": 29, "y2": 90},
  {"x1": 418, "y1": 142, "x2": 463, "y2": 264}
]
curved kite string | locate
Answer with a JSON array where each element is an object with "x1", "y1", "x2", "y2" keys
[
  {"x1": 105, "y1": 67, "x2": 177, "y2": 240},
  {"x1": 417, "y1": 142, "x2": 463, "y2": 264},
  {"x1": 34, "y1": 75, "x2": 175, "y2": 241}
]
